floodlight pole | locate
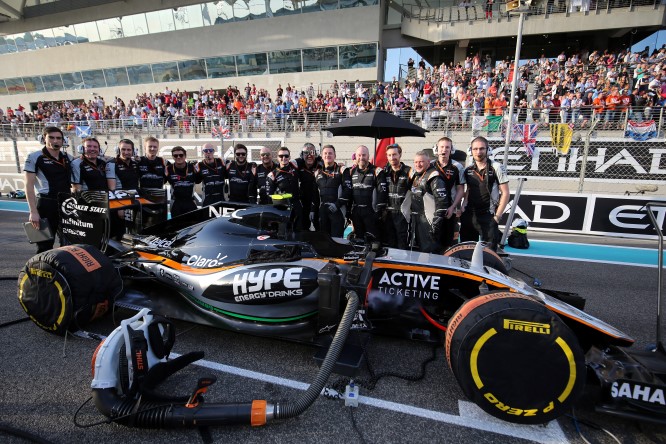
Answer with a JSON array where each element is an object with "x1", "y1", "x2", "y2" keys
[{"x1": 502, "y1": 11, "x2": 525, "y2": 167}]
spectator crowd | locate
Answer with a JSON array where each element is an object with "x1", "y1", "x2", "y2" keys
[{"x1": 3, "y1": 45, "x2": 665, "y2": 136}]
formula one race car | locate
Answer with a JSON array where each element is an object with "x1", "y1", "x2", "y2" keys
[{"x1": 16, "y1": 192, "x2": 666, "y2": 428}]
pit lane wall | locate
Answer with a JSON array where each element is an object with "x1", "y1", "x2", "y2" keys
[{"x1": 502, "y1": 192, "x2": 666, "y2": 240}]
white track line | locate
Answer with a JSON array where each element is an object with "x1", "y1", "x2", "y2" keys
[{"x1": 180, "y1": 353, "x2": 568, "y2": 443}]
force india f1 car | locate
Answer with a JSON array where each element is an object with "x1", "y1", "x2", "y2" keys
[{"x1": 17, "y1": 192, "x2": 666, "y2": 428}]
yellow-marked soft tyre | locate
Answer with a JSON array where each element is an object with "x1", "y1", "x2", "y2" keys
[
  {"x1": 18, "y1": 245, "x2": 121, "y2": 335},
  {"x1": 444, "y1": 241, "x2": 507, "y2": 274},
  {"x1": 445, "y1": 292, "x2": 585, "y2": 424}
]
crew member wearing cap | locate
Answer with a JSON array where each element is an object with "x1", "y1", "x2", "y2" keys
[
  {"x1": 295, "y1": 142, "x2": 323, "y2": 230},
  {"x1": 256, "y1": 146, "x2": 277, "y2": 204}
]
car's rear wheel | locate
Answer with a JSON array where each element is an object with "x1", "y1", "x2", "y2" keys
[
  {"x1": 445, "y1": 292, "x2": 585, "y2": 424},
  {"x1": 443, "y1": 241, "x2": 507, "y2": 274}
]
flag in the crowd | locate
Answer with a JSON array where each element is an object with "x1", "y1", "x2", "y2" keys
[
  {"x1": 212, "y1": 126, "x2": 231, "y2": 139},
  {"x1": 625, "y1": 120, "x2": 657, "y2": 141},
  {"x1": 486, "y1": 116, "x2": 503, "y2": 132},
  {"x1": 549, "y1": 123, "x2": 574, "y2": 155},
  {"x1": 472, "y1": 116, "x2": 486, "y2": 130},
  {"x1": 515, "y1": 123, "x2": 538, "y2": 156},
  {"x1": 75, "y1": 126, "x2": 91, "y2": 138},
  {"x1": 375, "y1": 137, "x2": 395, "y2": 168},
  {"x1": 472, "y1": 115, "x2": 503, "y2": 132}
]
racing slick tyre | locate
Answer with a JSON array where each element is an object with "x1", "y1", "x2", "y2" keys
[
  {"x1": 443, "y1": 241, "x2": 507, "y2": 274},
  {"x1": 445, "y1": 292, "x2": 585, "y2": 424},
  {"x1": 18, "y1": 244, "x2": 122, "y2": 335}
]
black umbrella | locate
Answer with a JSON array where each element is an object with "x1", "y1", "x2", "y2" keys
[
  {"x1": 324, "y1": 110, "x2": 429, "y2": 164},
  {"x1": 324, "y1": 109, "x2": 429, "y2": 140}
]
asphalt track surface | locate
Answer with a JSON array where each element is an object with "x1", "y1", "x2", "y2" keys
[{"x1": 1, "y1": 207, "x2": 666, "y2": 444}]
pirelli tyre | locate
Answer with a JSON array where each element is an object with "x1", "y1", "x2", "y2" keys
[
  {"x1": 445, "y1": 292, "x2": 585, "y2": 424},
  {"x1": 443, "y1": 241, "x2": 507, "y2": 274},
  {"x1": 17, "y1": 244, "x2": 121, "y2": 335}
]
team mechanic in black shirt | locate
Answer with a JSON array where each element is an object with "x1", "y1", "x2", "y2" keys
[
  {"x1": 137, "y1": 136, "x2": 168, "y2": 226},
  {"x1": 461, "y1": 136, "x2": 510, "y2": 251},
  {"x1": 194, "y1": 142, "x2": 226, "y2": 206},
  {"x1": 107, "y1": 139, "x2": 139, "y2": 191},
  {"x1": 266, "y1": 147, "x2": 303, "y2": 230},
  {"x1": 433, "y1": 137, "x2": 464, "y2": 250},
  {"x1": 295, "y1": 142, "x2": 322, "y2": 231},
  {"x1": 349, "y1": 145, "x2": 387, "y2": 242},
  {"x1": 383, "y1": 143, "x2": 414, "y2": 249},
  {"x1": 225, "y1": 143, "x2": 257, "y2": 203},
  {"x1": 71, "y1": 137, "x2": 107, "y2": 192},
  {"x1": 166, "y1": 146, "x2": 200, "y2": 217},
  {"x1": 313, "y1": 144, "x2": 351, "y2": 238},
  {"x1": 24, "y1": 126, "x2": 73, "y2": 252},
  {"x1": 106, "y1": 139, "x2": 139, "y2": 239},
  {"x1": 410, "y1": 151, "x2": 448, "y2": 253},
  {"x1": 256, "y1": 146, "x2": 277, "y2": 204}
]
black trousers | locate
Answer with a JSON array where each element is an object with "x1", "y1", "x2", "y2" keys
[
  {"x1": 300, "y1": 200, "x2": 320, "y2": 231},
  {"x1": 411, "y1": 214, "x2": 441, "y2": 254},
  {"x1": 110, "y1": 209, "x2": 126, "y2": 240},
  {"x1": 438, "y1": 215, "x2": 458, "y2": 251},
  {"x1": 170, "y1": 199, "x2": 197, "y2": 218},
  {"x1": 460, "y1": 210, "x2": 500, "y2": 250},
  {"x1": 351, "y1": 205, "x2": 380, "y2": 242},
  {"x1": 383, "y1": 210, "x2": 409, "y2": 249},
  {"x1": 319, "y1": 203, "x2": 345, "y2": 238},
  {"x1": 35, "y1": 196, "x2": 62, "y2": 253}
]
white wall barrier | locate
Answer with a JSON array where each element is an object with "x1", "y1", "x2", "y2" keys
[{"x1": 504, "y1": 191, "x2": 666, "y2": 240}]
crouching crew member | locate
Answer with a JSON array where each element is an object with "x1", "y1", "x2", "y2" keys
[
  {"x1": 71, "y1": 137, "x2": 107, "y2": 192},
  {"x1": 383, "y1": 143, "x2": 414, "y2": 249},
  {"x1": 24, "y1": 126, "x2": 73, "y2": 253},
  {"x1": 167, "y1": 146, "x2": 200, "y2": 217},
  {"x1": 267, "y1": 147, "x2": 303, "y2": 230},
  {"x1": 195, "y1": 142, "x2": 226, "y2": 206},
  {"x1": 314, "y1": 144, "x2": 350, "y2": 238},
  {"x1": 410, "y1": 151, "x2": 448, "y2": 253},
  {"x1": 349, "y1": 145, "x2": 387, "y2": 242},
  {"x1": 226, "y1": 143, "x2": 257, "y2": 203}
]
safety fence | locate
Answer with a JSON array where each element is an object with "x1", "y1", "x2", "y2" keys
[{"x1": 1, "y1": 106, "x2": 663, "y2": 141}]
